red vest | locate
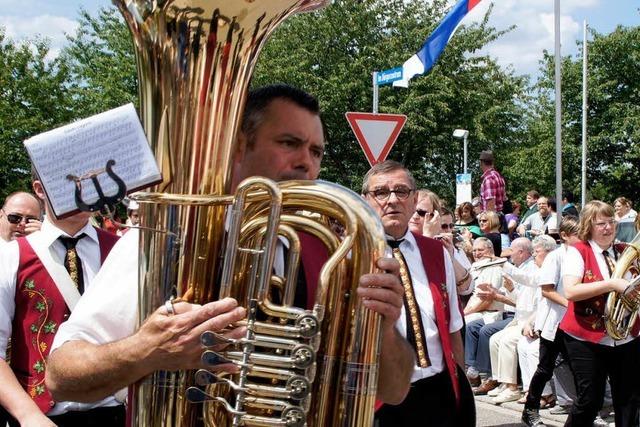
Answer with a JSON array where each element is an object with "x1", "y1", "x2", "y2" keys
[
  {"x1": 298, "y1": 231, "x2": 329, "y2": 310},
  {"x1": 11, "y1": 228, "x2": 119, "y2": 413},
  {"x1": 412, "y1": 232, "x2": 462, "y2": 406},
  {"x1": 558, "y1": 240, "x2": 608, "y2": 343}
]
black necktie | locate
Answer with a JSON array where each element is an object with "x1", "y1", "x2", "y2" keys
[
  {"x1": 58, "y1": 234, "x2": 86, "y2": 294},
  {"x1": 602, "y1": 249, "x2": 616, "y2": 277},
  {"x1": 387, "y1": 239, "x2": 431, "y2": 368}
]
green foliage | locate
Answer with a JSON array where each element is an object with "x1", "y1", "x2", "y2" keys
[
  {"x1": 506, "y1": 24, "x2": 640, "y2": 206},
  {"x1": 0, "y1": 29, "x2": 75, "y2": 201},
  {"x1": 253, "y1": 0, "x2": 527, "y2": 204},
  {"x1": 61, "y1": 8, "x2": 137, "y2": 115}
]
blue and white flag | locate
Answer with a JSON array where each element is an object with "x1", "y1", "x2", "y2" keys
[{"x1": 394, "y1": 0, "x2": 482, "y2": 88}]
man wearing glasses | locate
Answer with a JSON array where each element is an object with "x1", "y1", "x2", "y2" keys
[
  {"x1": 363, "y1": 160, "x2": 474, "y2": 427},
  {"x1": 0, "y1": 192, "x2": 42, "y2": 243}
]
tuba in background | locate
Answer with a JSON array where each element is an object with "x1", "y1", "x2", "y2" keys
[
  {"x1": 114, "y1": 1, "x2": 386, "y2": 426},
  {"x1": 605, "y1": 232, "x2": 640, "y2": 340}
]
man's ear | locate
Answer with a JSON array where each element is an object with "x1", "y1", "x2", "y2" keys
[
  {"x1": 235, "y1": 132, "x2": 248, "y2": 164},
  {"x1": 32, "y1": 180, "x2": 46, "y2": 201}
]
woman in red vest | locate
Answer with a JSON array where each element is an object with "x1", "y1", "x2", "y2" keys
[{"x1": 559, "y1": 201, "x2": 639, "y2": 426}]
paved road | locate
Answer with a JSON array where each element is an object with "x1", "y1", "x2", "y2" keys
[{"x1": 476, "y1": 395, "x2": 566, "y2": 427}]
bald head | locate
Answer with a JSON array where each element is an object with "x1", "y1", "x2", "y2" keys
[
  {"x1": 510, "y1": 237, "x2": 532, "y2": 266},
  {"x1": 1, "y1": 192, "x2": 42, "y2": 241}
]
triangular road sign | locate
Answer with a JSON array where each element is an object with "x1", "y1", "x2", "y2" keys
[{"x1": 345, "y1": 112, "x2": 407, "y2": 166}]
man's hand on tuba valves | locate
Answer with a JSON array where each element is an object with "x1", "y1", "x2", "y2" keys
[{"x1": 134, "y1": 297, "x2": 246, "y2": 373}]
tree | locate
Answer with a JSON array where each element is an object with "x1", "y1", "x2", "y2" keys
[
  {"x1": 61, "y1": 7, "x2": 137, "y2": 115},
  {"x1": 0, "y1": 29, "x2": 75, "y2": 200},
  {"x1": 505, "y1": 23, "x2": 640, "y2": 206},
  {"x1": 253, "y1": 0, "x2": 527, "y2": 204}
]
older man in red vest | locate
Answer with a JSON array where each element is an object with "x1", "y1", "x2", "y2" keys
[
  {"x1": 0, "y1": 178, "x2": 120, "y2": 427},
  {"x1": 364, "y1": 160, "x2": 475, "y2": 427}
]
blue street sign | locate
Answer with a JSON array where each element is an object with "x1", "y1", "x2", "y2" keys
[{"x1": 375, "y1": 67, "x2": 403, "y2": 86}]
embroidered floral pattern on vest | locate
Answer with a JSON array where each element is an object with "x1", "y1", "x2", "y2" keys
[{"x1": 20, "y1": 278, "x2": 55, "y2": 397}]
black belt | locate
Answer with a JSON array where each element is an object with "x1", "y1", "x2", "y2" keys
[{"x1": 48, "y1": 405, "x2": 125, "y2": 427}]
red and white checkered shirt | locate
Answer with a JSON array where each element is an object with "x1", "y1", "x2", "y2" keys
[{"x1": 480, "y1": 168, "x2": 506, "y2": 212}]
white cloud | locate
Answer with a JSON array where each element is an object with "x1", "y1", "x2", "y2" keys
[
  {"x1": 0, "y1": 14, "x2": 78, "y2": 56},
  {"x1": 464, "y1": 0, "x2": 600, "y2": 76}
]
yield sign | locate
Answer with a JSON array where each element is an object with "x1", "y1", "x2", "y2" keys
[{"x1": 345, "y1": 112, "x2": 407, "y2": 166}]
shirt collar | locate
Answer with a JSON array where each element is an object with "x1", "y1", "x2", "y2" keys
[
  {"x1": 385, "y1": 228, "x2": 417, "y2": 251},
  {"x1": 481, "y1": 167, "x2": 495, "y2": 179},
  {"x1": 40, "y1": 216, "x2": 98, "y2": 248},
  {"x1": 588, "y1": 239, "x2": 612, "y2": 256}
]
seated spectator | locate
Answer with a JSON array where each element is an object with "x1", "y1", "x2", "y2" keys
[
  {"x1": 456, "y1": 201, "x2": 482, "y2": 237},
  {"x1": 464, "y1": 238, "x2": 515, "y2": 395},
  {"x1": 517, "y1": 196, "x2": 557, "y2": 239},
  {"x1": 478, "y1": 210, "x2": 511, "y2": 258},
  {"x1": 520, "y1": 190, "x2": 540, "y2": 225},
  {"x1": 0, "y1": 192, "x2": 42, "y2": 243},
  {"x1": 487, "y1": 237, "x2": 554, "y2": 404},
  {"x1": 505, "y1": 201, "x2": 521, "y2": 239},
  {"x1": 613, "y1": 196, "x2": 637, "y2": 221},
  {"x1": 562, "y1": 190, "x2": 579, "y2": 217},
  {"x1": 464, "y1": 238, "x2": 509, "y2": 321}
]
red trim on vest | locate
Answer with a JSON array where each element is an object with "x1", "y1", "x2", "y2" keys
[
  {"x1": 558, "y1": 240, "x2": 608, "y2": 343},
  {"x1": 12, "y1": 227, "x2": 118, "y2": 413},
  {"x1": 412, "y1": 232, "x2": 462, "y2": 406},
  {"x1": 298, "y1": 231, "x2": 329, "y2": 310}
]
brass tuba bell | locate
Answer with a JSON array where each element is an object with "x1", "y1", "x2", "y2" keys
[
  {"x1": 604, "y1": 232, "x2": 640, "y2": 340},
  {"x1": 114, "y1": 1, "x2": 386, "y2": 426}
]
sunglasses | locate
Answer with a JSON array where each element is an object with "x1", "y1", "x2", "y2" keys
[
  {"x1": 4, "y1": 212, "x2": 39, "y2": 225},
  {"x1": 441, "y1": 223, "x2": 455, "y2": 230},
  {"x1": 415, "y1": 209, "x2": 434, "y2": 218},
  {"x1": 479, "y1": 219, "x2": 489, "y2": 223}
]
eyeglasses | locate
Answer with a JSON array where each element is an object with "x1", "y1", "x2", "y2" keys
[
  {"x1": 593, "y1": 219, "x2": 616, "y2": 229},
  {"x1": 415, "y1": 209, "x2": 433, "y2": 218},
  {"x1": 367, "y1": 187, "x2": 414, "y2": 201},
  {"x1": 441, "y1": 223, "x2": 455, "y2": 230},
  {"x1": 2, "y1": 210, "x2": 39, "y2": 225}
]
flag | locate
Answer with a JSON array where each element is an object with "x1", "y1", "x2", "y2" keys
[{"x1": 393, "y1": 0, "x2": 482, "y2": 88}]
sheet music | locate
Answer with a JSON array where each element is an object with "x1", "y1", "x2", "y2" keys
[{"x1": 24, "y1": 104, "x2": 161, "y2": 218}]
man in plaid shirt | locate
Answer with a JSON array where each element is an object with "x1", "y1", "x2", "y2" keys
[{"x1": 479, "y1": 151, "x2": 506, "y2": 212}]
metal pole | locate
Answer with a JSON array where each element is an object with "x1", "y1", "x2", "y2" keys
[
  {"x1": 581, "y1": 20, "x2": 588, "y2": 208},
  {"x1": 463, "y1": 133, "x2": 468, "y2": 174},
  {"x1": 373, "y1": 72, "x2": 379, "y2": 114},
  {"x1": 554, "y1": 0, "x2": 563, "y2": 225}
]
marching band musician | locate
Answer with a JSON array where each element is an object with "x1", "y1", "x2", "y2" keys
[
  {"x1": 46, "y1": 85, "x2": 414, "y2": 407},
  {"x1": 559, "y1": 201, "x2": 640, "y2": 426},
  {"x1": 362, "y1": 160, "x2": 475, "y2": 427},
  {"x1": 0, "y1": 177, "x2": 122, "y2": 427}
]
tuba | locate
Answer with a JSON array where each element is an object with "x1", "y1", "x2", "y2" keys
[
  {"x1": 114, "y1": 1, "x2": 386, "y2": 426},
  {"x1": 604, "y1": 232, "x2": 640, "y2": 340}
]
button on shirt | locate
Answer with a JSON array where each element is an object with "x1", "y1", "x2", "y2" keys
[
  {"x1": 501, "y1": 258, "x2": 539, "y2": 322},
  {"x1": 0, "y1": 218, "x2": 119, "y2": 414},
  {"x1": 563, "y1": 240, "x2": 633, "y2": 346},
  {"x1": 391, "y1": 231, "x2": 463, "y2": 382}
]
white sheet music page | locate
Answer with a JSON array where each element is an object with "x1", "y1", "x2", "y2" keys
[{"x1": 24, "y1": 103, "x2": 161, "y2": 218}]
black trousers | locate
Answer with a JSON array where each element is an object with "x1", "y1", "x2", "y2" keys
[
  {"x1": 376, "y1": 367, "x2": 475, "y2": 427},
  {"x1": 563, "y1": 334, "x2": 640, "y2": 427},
  {"x1": 8, "y1": 405, "x2": 125, "y2": 427},
  {"x1": 525, "y1": 329, "x2": 570, "y2": 410}
]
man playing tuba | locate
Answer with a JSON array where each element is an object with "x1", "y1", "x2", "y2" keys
[{"x1": 46, "y1": 85, "x2": 414, "y2": 410}]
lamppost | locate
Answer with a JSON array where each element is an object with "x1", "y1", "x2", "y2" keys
[{"x1": 453, "y1": 129, "x2": 469, "y2": 173}]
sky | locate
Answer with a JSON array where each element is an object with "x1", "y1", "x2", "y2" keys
[{"x1": 0, "y1": 0, "x2": 637, "y2": 76}]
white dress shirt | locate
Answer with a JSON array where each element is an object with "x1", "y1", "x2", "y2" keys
[
  {"x1": 51, "y1": 228, "x2": 139, "y2": 352},
  {"x1": 563, "y1": 240, "x2": 633, "y2": 346},
  {"x1": 392, "y1": 231, "x2": 463, "y2": 382},
  {"x1": 534, "y1": 246, "x2": 567, "y2": 341},
  {"x1": 0, "y1": 218, "x2": 120, "y2": 414},
  {"x1": 501, "y1": 258, "x2": 539, "y2": 322}
]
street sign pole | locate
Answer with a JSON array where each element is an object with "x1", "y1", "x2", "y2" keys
[{"x1": 372, "y1": 71, "x2": 379, "y2": 114}]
